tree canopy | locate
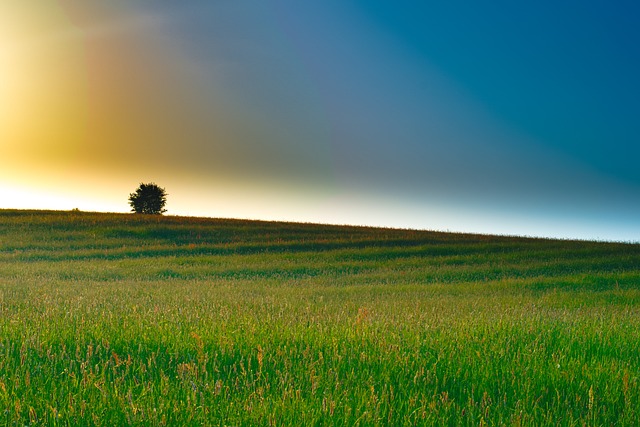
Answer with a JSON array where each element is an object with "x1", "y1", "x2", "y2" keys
[{"x1": 128, "y1": 183, "x2": 167, "y2": 215}]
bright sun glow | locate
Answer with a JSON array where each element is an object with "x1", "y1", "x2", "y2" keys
[
  {"x1": 0, "y1": 180, "x2": 129, "y2": 213},
  {"x1": 0, "y1": 13, "x2": 28, "y2": 154},
  {"x1": 0, "y1": 53, "x2": 5, "y2": 121},
  {"x1": 0, "y1": 40, "x2": 11, "y2": 135},
  {"x1": 0, "y1": 184, "x2": 77, "y2": 211},
  {"x1": 0, "y1": 3, "x2": 92, "y2": 189}
]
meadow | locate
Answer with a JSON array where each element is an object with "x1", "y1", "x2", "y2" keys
[{"x1": 1, "y1": 209, "x2": 639, "y2": 426}]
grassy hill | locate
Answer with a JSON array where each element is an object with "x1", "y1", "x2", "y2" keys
[{"x1": 1, "y1": 209, "x2": 639, "y2": 425}]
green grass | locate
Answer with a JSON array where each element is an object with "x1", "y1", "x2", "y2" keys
[{"x1": 1, "y1": 209, "x2": 639, "y2": 426}]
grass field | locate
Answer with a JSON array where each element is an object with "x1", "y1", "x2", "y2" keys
[{"x1": 1, "y1": 209, "x2": 639, "y2": 426}]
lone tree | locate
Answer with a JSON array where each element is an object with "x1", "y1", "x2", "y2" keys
[{"x1": 128, "y1": 182, "x2": 167, "y2": 215}]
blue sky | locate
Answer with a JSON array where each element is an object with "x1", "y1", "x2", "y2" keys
[{"x1": 1, "y1": 1, "x2": 639, "y2": 241}]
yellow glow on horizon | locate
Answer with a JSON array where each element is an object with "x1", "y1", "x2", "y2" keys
[
  {"x1": 0, "y1": 48, "x2": 6, "y2": 126},
  {"x1": 0, "y1": 3, "x2": 88, "y2": 173},
  {"x1": 0, "y1": 2, "x2": 331, "y2": 220},
  {"x1": 0, "y1": 183, "x2": 82, "y2": 212},
  {"x1": 0, "y1": 21, "x2": 25, "y2": 154},
  {"x1": 0, "y1": 2, "x2": 234, "y2": 188}
]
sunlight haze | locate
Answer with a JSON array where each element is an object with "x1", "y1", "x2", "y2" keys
[{"x1": 1, "y1": 1, "x2": 639, "y2": 241}]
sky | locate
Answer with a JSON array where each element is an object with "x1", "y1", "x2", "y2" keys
[{"x1": 1, "y1": 1, "x2": 639, "y2": 241}]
